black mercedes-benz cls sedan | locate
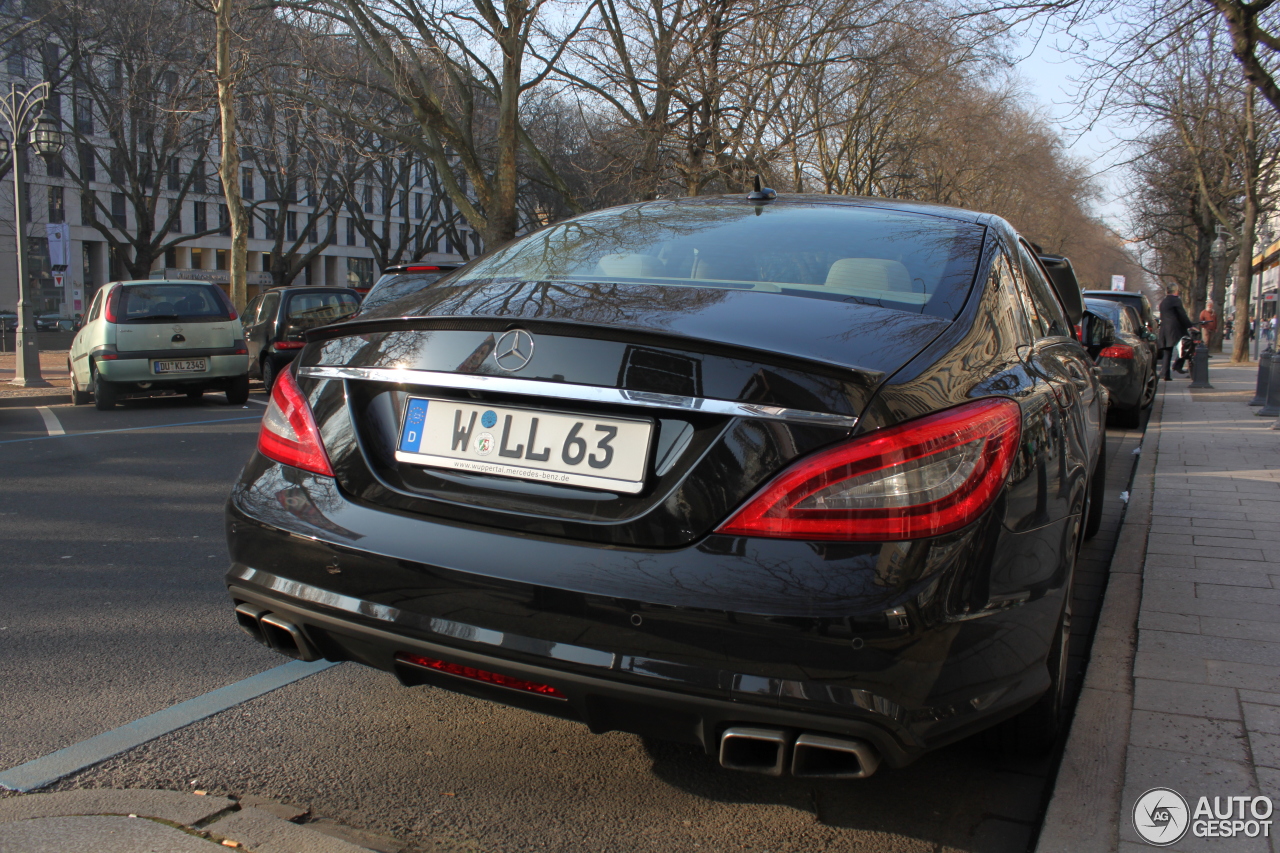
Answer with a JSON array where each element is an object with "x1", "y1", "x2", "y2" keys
[{"x1": 226, "y1": 194, "x2": 1105, "y2": 779}]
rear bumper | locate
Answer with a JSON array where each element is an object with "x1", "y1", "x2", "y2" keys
[
  {"x1": 224, "y1": 459, "x2": 1075, "y2": 766},
  {"x1": 98, "y1": 353, "x2": 249, "y2": 384}
]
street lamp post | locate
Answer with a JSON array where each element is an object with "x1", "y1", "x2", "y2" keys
[{"x1": 0, "y1": 82, "x2": 63, "y2": 387}]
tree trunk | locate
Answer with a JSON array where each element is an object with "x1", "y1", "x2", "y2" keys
[
  {"x1": 1233, "y1": 86, "x2": 1259, "y2": 363},
  {"x1": 214, "y1": 0, "x2": 249, "y2": 312}
]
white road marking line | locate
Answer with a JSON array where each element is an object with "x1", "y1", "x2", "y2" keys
[
  {"x1": 35, "y1": 406, "x2": 64, "y2": 436},
  {"x1": 246, "y1": 398, "x2": 268, "y2": 406},
  {"x1": 0, "y1": 659, "x2": 338, "y2": 792}
]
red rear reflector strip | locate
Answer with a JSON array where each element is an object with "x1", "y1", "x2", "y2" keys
[
  {"x1": 404, "y1": 265, "x2": 442, "y2": 271},
  {"x1": 395, "y1": 653, "x2": 567, "y2": 699},
  {"x1": 1098, "y1": 345, "x2": 1134, "y2": 359}
]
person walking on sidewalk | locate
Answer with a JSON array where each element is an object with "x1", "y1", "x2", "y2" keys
[
  {"x1": 1158, "y1": 283, "x2": 1196, "y2": 379},
  {"x1": 1199, "y1": 304, "x2": 1217, "y2": 357}
]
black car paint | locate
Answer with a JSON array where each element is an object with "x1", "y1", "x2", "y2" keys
[
  {"x1": 1084, "y1": 298, "x2": 1157, "y2": 412},
  {"x1": 226, "y1": 197, "x2": 1102, "y2": 766},
  {"x1": 242, "y1": 287, "x2": 360, "y2": 381}
]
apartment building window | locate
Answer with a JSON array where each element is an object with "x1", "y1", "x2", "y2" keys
[
  {"x1": 241, "y1": 168, "x2": 254, "y2": 200},
  {"x1": 109, "y1": 150, "x2": 125, "y2": 185},
  {"x1": 307, "y1": 217, "x2": 317, "y2": 243},
  {"x1": 414, "y1": 193, "x2": 423, "y2": 219},
  {"x1": 345, "y1": 216, "x2": 355, "y2": 246},
  {"x1": 79, "y1": 144, "x2": 95, "y2": 182},
  {"x1": 399, "y1": 221, "x2": 408, "y2": 244},
  {"x1": 285, "y1": 178, "x2": 297, "y2": 204},
  {"x1": 286, "y1": 211, "x2": 297, "y2": 242},
  {"x1": 193, "y1": 200, "x2": 207, "y2": 233},
  {"x1": 327, "y1": 214, "x2": 336, "y2": 244},
  {"x1": 264, "y1": 210, "x2": 276, "y2": 241},
  {"x1": 81, "y1": 191, "x2": 94, "y2": 225},
  {"x1": 48, "y1": 186, "x2": 64, "y2": 224},
  {"x1": 219, "y1": 204, "x2": 230, "y2": 236},
  {"x1": 167, "y1": 200, "x2": 182, "y2": 233},
  {"x1": 7, "y1": 38, "x2": 24, "y2": 76},
  {"x1": 167, "y1": 158, "x2": 181, "y2": 191},
  {"x1": 362, "y1": 185, "x2": 373, "y2": 213},
  {"x1": 47, "y1": 153, "x2": 64, "y2": 179},
  {"x1": 111, "y1": 193, "x2": 126, "y2": 230},
  {"x1": 75, "y1": 94, "x2": 92, "y2": 134},
  {"x1": 193, "y1": 167, "x2": 206, "y2": 194},
  {"x1": 302, "y1": 178, "x2": 313, "y2": 206}
]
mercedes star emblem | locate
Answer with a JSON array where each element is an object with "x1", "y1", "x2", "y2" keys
[{"x1": 493, "y1": 329, "x2": 535, "y2": 372}]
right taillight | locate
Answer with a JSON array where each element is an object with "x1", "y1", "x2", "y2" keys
[
  {"x1": 717, "y1": 398, "x2": 1021, "y2": 541},
  {"x1": 257, "y1": 367, "x2": 334, "y2": 477},
  {"x1": 1098, "y1": 345, "x2": 1134, "y2": 359}
]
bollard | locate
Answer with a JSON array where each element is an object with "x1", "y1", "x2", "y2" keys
[
  {"x1": 1250, "y1": 347, "x2": 1273, "y2": 405},
  {"x1": 1258, "y1": 353, "x2": 1280, "y2": 417},
  {"x1": 1189, "y1": 342, "x2": 1213, "y2": 388}
]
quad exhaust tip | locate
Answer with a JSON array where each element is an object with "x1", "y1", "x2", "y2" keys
[
  {"x1": 233, "y1": 603, "x2": 320, "y2": 662},
  {"x1": 719, "y1": 727, "x2": 880, "y2": 779}
]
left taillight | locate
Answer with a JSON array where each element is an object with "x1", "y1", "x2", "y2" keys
[
  {"x1": 717, "y1": 398, "x2": 1022, "y2": 542},
  {"x1": 1098, "y1": 345, "x2": 1134, "y2": 360},
  {"x1": 257, "y1": 367, "x2": 333, "y2": 477}
]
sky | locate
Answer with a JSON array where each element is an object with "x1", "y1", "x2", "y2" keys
[{"x1": 1012, "y1": 34, "x2": 1137, "y2": 234}]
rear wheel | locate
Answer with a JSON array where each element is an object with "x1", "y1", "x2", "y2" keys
[
  {"x1": 984, "y1": 520, "x2": 1077, "y2": 756},
  {"x1": 1140, "y1": 369, "x2": 1158, "y2": 410},
  {"x1": 92, "y1": 367, "x2": 117, "y2": 411},
  {"x1": 261, "y1": 358, "x2": 278, "y2": 393},
  {"x1": 225, "y1": 374, "x2": 250, "y2": 406},
  {"x1": 69, "y1": 361, "x2": 90, "y2": 406}
]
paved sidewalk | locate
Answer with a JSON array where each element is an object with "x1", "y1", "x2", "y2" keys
[{"x1": 1040, "y1": 362, "x2": 1280, "y2": 853}]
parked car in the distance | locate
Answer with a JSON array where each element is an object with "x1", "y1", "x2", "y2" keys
[
  {"x1": 1083, "y1": 298, "x2": 1157, "y2": 427},
  {"x1": 68, "y1": 279, "x2": 250, "y2": 410},
  {"x1": 356, "y1": 264, "x2": 461, "y2": 315},
  {"x1": 241, "y1": 286, "x2": 360, "y2": 391},
  {"x1": 1082, "y1": 290, "x2": 1158, "y2": 356},
  {"x1": 226, "y1": 193, "x2": 1108, "y2": 779}
]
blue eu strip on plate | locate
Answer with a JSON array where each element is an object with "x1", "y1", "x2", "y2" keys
[{"x1": 399, "y1": 399, "x2": 429, "y2": 453}]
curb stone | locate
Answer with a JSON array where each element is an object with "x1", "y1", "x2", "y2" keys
[
  {"x1": 1034, "y1": 392, "x2": 1162, "y2": 853},
  {"x1": 0, "y1": 789, "x2": 394, "y2": 852}
]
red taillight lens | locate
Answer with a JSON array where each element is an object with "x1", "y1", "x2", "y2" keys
[
  {"x1": 395, "y1": 653, "x2": 566, "y2": 698},
  {"x1": 257, "y1": 367, "x2": 334, "y2": 477},
  {"x1": 274, "y1": 341, "x2": 306, "y2": 350},
  {"x1": 104, "y1": 287, "x2": 120, "y2": 323},
  {"x1": 1098, "y1": 345, "x2": 1134, "y2": 359},
  {"x1": 717, "y1": 398, "x2": 1022, "y2": 541},
  {"x1": 404, "y1": 265, "x2": 442, "y2": 271}
]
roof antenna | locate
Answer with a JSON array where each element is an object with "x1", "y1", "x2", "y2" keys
[{"x1": 747, "y1": 174, "x2": 776, "y2": 203}]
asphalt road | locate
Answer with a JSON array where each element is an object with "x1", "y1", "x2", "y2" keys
[{"x1": 0, "y1": 386, "x2": 1149, "y2": 853}]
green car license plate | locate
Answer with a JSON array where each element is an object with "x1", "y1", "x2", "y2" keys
[{"x1": 152, "y1": 358, "x2": 208, "y2": 374}]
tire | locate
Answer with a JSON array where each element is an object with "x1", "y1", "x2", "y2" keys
[
  {"x1": 69, "y1": 361, "x2": 90, "y2": 406},
  {"x1": 91, "y1": 367, "x2": 117, "y2": 411},
  {"x1": 1140, "y1": 369, "x2": 1158, "y2": 410},
  {"x1": 261, "y1": 358, "x2": 278, "y2": 393},
  {"x1": 186, "y1": 387, "x2": 204, "y2": 402},
  {"x1": 1084, "y1": 434, "x2": 1105, "y2": 540},
  {"x1": 983, "y1": 519, "x2": 1077, "y2": 756},
  {"x1": 225, "y1": 374, "x2": 250, "y2": 406}
]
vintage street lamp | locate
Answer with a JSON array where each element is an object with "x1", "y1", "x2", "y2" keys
[{"x1": 0, "y1": 82, "x2": 61, "y2": 386}]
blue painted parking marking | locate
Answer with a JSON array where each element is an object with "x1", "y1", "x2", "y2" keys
[
  {"x1": 398, "y1": 398, "x2": 429, "y2": 453},
  {"x1": 0, "y1": 660, "x2": 338, "y2": 792}
]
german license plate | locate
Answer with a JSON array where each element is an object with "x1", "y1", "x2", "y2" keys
[
  {"x1": 152, "y1": 358, "x2": 208, "y2": 374},
  {"x1": 395, "y1": 397, "x2": 653, "y2": 493}
]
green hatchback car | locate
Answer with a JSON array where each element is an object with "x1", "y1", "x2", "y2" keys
[{"x1": 69, "y1": 280, "x2": 251, "y2": 410}]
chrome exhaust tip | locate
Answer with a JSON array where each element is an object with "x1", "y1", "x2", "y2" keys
[
  {"x1": 234, "y1": 603, "x2": 268, "y2": 644},
  {"x1": 790, "y1": 733, "x2": 881, "y2": 779},
  {"x1": 258, "y1": 613, "x2": 320, "y2": 662},
  {"x1": 719, "y1": 727, "x2": 790, "y2": 776}
]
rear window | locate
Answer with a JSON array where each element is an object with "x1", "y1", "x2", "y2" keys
[
  {"x1": 453, "y1": 202, "x2": 987, "y2": 318},
  {"x1": 283, "y1": 291, "x2": 359, "y2": 330},
  {"x1": 360, "y1": 272, "x2": 451, "y2": 313},
  {"x1": 118, "y1": 283, "x2": 232, "y2": 323}
]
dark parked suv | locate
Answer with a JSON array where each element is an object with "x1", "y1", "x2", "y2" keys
[
  {"x1": 241, "y1": 286, "x2": 359, "y2": 390},
  {"x1": 226, "y1": 195, "x2": 1106, "y2": 779}
]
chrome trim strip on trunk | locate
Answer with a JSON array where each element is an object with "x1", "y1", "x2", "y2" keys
[{"x1": 297, "y1": 365, "x2": 859, "y2": 428}]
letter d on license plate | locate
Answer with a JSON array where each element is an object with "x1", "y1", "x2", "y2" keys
[{"x1": 395, "y1": 397, "x2": 652, "y2": 493}]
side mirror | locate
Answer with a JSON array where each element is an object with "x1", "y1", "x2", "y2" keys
[{"x1": 1080, "y1": 311, "x2": 1116, "y2": 358}]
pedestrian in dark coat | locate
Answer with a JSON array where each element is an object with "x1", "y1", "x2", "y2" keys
[{"x1": 1158, "y1": 284, "x2": 1196, "y2": 379}]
